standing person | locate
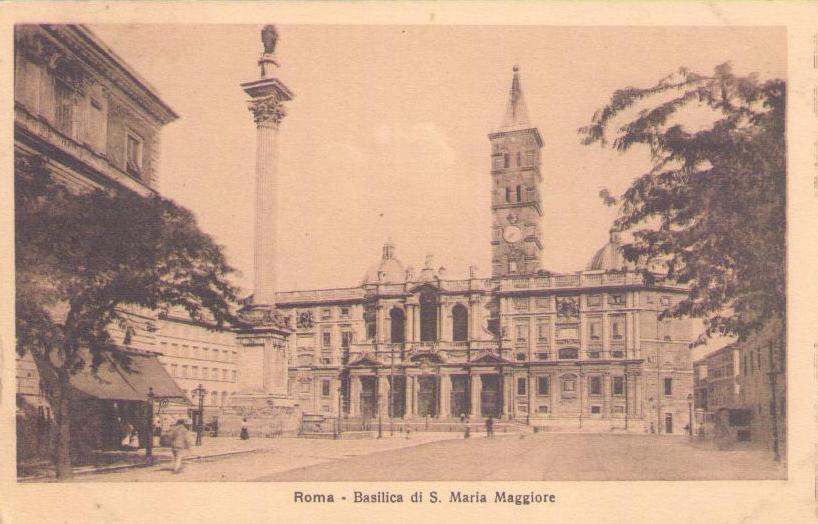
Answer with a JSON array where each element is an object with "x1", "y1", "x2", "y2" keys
[
  {"x1": 485, "y1": 416, "x2": 494, "y2": 439},
  {"x1": 170, "y1": 419, "x2": 192, "y2": 474},
  {"x1": 240, "y1": 418, "x2": 250, "y2": 440},
  {"x1": 464, "y1": 416, "x2": 471, "y2": 439}
]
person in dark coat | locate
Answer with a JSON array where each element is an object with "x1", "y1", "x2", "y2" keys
[
  {"x1": 485, "y1": 416, "x2": 494, "y2": 439},
  {"x1": 240, "y1": 418, "x2": 250, "y2": 440}
]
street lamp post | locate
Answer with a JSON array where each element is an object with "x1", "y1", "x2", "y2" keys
[
  {"x1": 336, "y1": 380, "x2": 343, "y2": 439},
  {"x1": 377, "y1": 387, "x2": 383, "y2": 439},
  {"x1": 624, "y1": 370, "x2": 629, "y2": 431},
  {"x1": 687, "y1": 393, "x2": 693, "y2": 438},
  {"x1": 193, "y1": 383, "x2": 206, "y2": 446},
  {"x1": 146, "y1": 387, "x2": 155, "y2": 461}
]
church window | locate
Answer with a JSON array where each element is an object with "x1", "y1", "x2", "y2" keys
[
  {"x1": 515, "y1": 352, "x2": 526, "y2": 361},
  {"x1": 517, "y1": 377, "x2": 527, "y2": 396},
  {"x1": 590, "y1": 376, "x2": 602, "y2": 396},
  {"x1": 536, "y1": 322, "x2": 549, "y2": 342},
  {"x1": 515, "y1": 323, "x2": 528, "y2": 343},
  {"x1": 390, "y1": 308, "x2": 405, "y2": 343},
  {"x1": 516, "y1": 185, "x2": 522, "y2": 202},
  {"x1": 341, "y1": 331, "x2": 353, "y2": 348},
  {"x1": 322, "y1": 330, "x2": 332, "y2": 348},
  {"x1": 612, "y1": 376, "x2": 625, "y2": 396},
  {"x1": 589, "y1": 320, "x2": 602, "y2": 341},
  {"x1": 591, "y1": 406, "x2": 601, "y2": 414},
  {"x1": 321, "y1": 308, "x2": 331, "y2": 320},
  {"x1": 451, "y1": 304, "x2": 468, "y2": 341},
  {"x1": 664, "y1": 378, "x2": 673, "y2": 396},
  {"x1": 322, "y1": 379, "x2": 331, "y2": 397},
  {"x1": 537, "y1": 376, "x2": 550, "y2": 395},
  {"x1": 503, "y1": 153, "x2": 510, "y2": 168},
  {"x1": 340, "y1": 306, "x2": 350, "y2": 318},
  {"x1": 608, "y1": 294, "x2": 625, "y2": 306},
  {"x1": 516, "y1": 151, "x2": 522, "y2": 166},
  {"x1": 558, "y1": 348, "x2": 579, "y2": 360},
  {"x1": 610, "y1": 317, "x2": 625, "y2": 340},
  {"x1": 420, "y1": 292, "x2": 438, "y2": 342}
]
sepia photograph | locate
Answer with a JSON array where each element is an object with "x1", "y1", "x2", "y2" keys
[{"x1": 11, "y1": 21, "x2": 791, "y2": 486}]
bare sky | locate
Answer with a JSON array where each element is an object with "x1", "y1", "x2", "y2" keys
[{"x1": 91, "y1": 24, "x2": 786, "y2": 294}]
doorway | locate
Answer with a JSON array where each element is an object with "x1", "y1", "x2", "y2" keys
[
  {"x1": 480, "y1": 374, "x2": 502, "y2": 418},
  {"x1": 360, "y1": 376, "x2": 377, "y2": 419},
  {"x1": 664, "y1": 413, "x2": 673, "y2": 434},
  {"x1": 417, "y1": 376, "x2": 438, "y2": 417}
]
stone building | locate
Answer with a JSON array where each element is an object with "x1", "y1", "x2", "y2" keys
[
  {"x1": 735, "y1": 319, "x2": 785, "y2": 455},
  {"x1": 13, "y1": 25, "x2": 238, "y2": 455},
  {"x1": 274, "y1": 67, "x2": 696, "y2": 434},
  {"x1": 692, "y1": 344, "x2": 741, "y2": 435}
]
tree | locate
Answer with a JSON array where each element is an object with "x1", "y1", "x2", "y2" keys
[
  {"x1": 579, "y1": 63, "x2": 785, "y2": 345},
  {"x1": 15, "y1": 155, "x2": 239, "y2": 479}
]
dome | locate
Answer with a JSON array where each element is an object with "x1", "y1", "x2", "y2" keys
[
  {"x1": 585, "y1": 231, "x2": 636, "y2": 271},
  {"x1": 362, "y1": 241, "x2": 406, "y2": 284}
]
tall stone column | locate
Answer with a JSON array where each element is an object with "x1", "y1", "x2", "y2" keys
[
  {"x1": 350, "y1": 375, "x2": 362, "y2": 417},
  {"x1": 243, "y1": 27, "x2": 294, "y2": 307},
  {"x1": 439, "y1": 374, "x2": 451, "y2": 418},
  {"x1": 404, "y1": 375, "x2": 413, "y2": 418},
  {"x1": 377, "y1": 374, "x2": 389, "y2": 417},
  {"x1": 470, "y1": 374, "x2": 482, "y2": 417}
]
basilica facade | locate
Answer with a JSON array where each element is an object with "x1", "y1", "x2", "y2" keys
[{"x1": 275, "y1": 68, "x2": 694, "y2": 434}]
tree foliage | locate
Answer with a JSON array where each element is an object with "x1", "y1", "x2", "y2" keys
[
  {"x1": 579, "y1": 63, "x2": 785, "y2": 344},
  {"x1": 15, "y1": 155, "x2": 239, "y2": 477}
]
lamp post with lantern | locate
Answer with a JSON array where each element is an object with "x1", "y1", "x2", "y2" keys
[
  {"x1": 192, "y1": 383, "x2": 206, "y2": 446},
  {"x1": 687, "y1": 393, "x2": 694, "y2": 438}
]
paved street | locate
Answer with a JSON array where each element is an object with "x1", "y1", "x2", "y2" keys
[{"x1": 71, "y1": 433, "x2": 785, "y2": 482}]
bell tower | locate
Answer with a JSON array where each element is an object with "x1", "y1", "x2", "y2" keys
[{"x1": 488, "y1": 66, "x2": 544, "y2": 278}]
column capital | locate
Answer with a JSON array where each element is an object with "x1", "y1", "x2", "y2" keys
[{"x1": 248, "y1": 95, "x2": 287, "y2": 125}]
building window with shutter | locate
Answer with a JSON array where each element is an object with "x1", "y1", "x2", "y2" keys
[
  {"x1": 612, "y1": 376, "x2": 625, "y2": 396},
  {"x1": 517, "y1": 377, "x2": 527, "y2": 396},
  {"x1": 537, "y1": 376, "x2": 550, "y2": 396},
  {"x1": 590, "y1": 376, "x2": 602, "y2": 396},
  {"x1": 126, "y1": 131, "x2": 143, "y2": 176},
  {"x1": 54, "y1": 78, "x2": 74, "y2": 136},
  {"x1": 664, "y1": 378, "x2": 673, "y2": 396},
  {"x1": 322, "y1": 379, "x2": 331, "y2": 397}
]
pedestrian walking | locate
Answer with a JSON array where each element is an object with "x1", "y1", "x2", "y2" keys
[
  {"x1": 240, "y1": 418, "x2": 250, "y2": 440},
  {"x1": 464, "y1": 416, "x2": 471, "y2": 439},
  {"x1": 170, "y1": 419, "x2": 192, "y2": 474},
  {"x1": 485, "y1": 416, "x2": 494, "y2": 439}
]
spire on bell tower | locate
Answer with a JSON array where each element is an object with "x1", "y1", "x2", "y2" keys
[{"x1": 498, "y1": 65, "x2": 531, "y2": 132}]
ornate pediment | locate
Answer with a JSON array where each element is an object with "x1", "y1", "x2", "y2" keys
[
  {"x1": 470, "y1": 351, "x2": 511, "y2": 364},
  {"x1": 348, "y1": 353, "x2": 382, "y2": 367},
  {"x1": 408, "y1": 351, "x2": 446, "y2": 365}
]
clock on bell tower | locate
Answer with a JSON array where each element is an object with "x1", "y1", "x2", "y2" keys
[{"x1": 489, "y1": 65, "x2": 544, "y2": 278}]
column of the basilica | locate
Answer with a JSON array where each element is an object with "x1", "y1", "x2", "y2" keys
[
  {"x1": 439, "y1": 374, "x2": 451, "y2": 418},
  {"x1": 350, "y1": 375, "x2": 362, "y2": 417},
  {"x1": 602, "y1": 373, "x2": 611, "y2": 419},
  {"x1": 405, "y1": 304, "x2": 415, "y2": 342},
  {"x1": 404, "y1": 376, "x2": 413, "y2": 417},
  {"x1": 470, "y1": 374, "x2": 482, "y2": 417},
  {"x1": 377, "y1": 374, "x2": 389, "y2": 416}
]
